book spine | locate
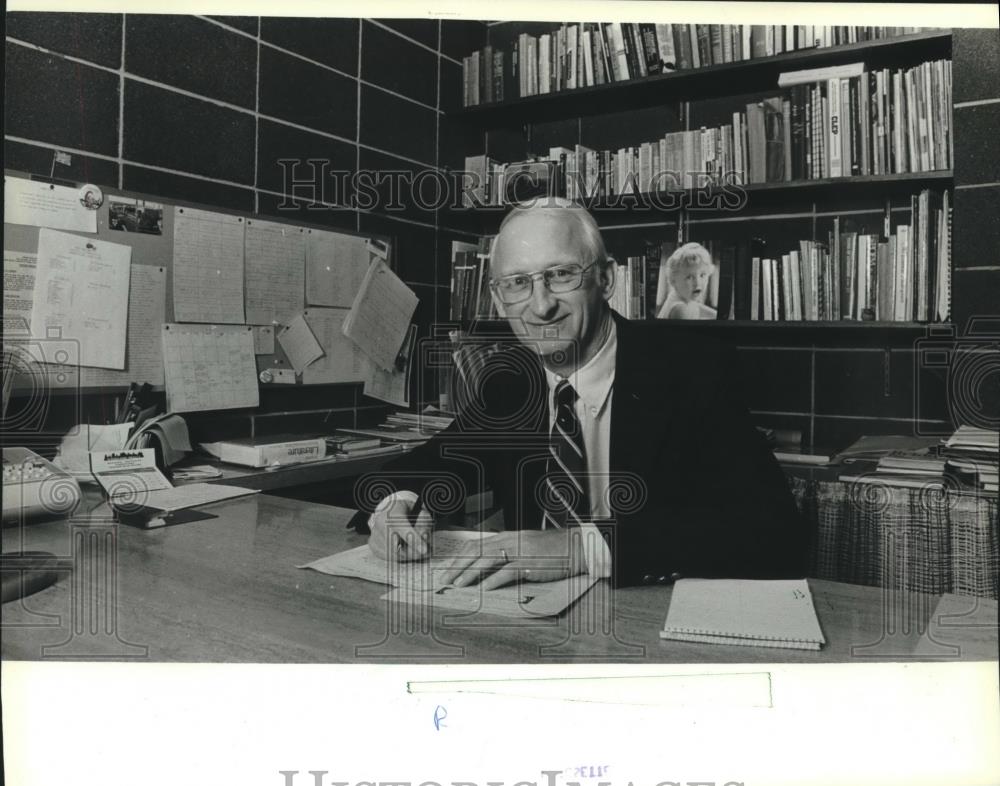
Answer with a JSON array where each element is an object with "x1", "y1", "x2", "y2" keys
[
  {"x1": 640, "y1": 23, "x2": 663, "y2": 74},
  {"x1": 828, "y1": 77, "x2": 842, "y2": 177}
]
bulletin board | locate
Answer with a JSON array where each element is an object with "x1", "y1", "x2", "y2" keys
[{"x1": 3, "y1": 170, "x2": 395, "y2": 396}]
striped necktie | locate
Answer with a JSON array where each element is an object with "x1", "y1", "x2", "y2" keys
[{"x1": 542, "y1": 379, "x2": 589, "y2": 529}]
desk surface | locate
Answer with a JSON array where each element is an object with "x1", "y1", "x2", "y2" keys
[
  {"x1": 190, "y1": 446, "x2": 415, "y2": 492},
  {"x1": 2, "y1": 494, "x2": 996, "y2": 663}
]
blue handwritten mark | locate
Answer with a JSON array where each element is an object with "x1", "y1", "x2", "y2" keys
[{"x1": 433, "y1": 705, "x2": 448, "y2": 731}]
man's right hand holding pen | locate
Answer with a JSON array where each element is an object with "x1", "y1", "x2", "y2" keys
[{"x1": 367, "y1": 490, "x2": 434, "y2": 561}]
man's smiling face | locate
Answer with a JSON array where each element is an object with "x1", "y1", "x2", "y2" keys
[{"x1": 491, "y1": 209, "x2": 613, "y2": 369}]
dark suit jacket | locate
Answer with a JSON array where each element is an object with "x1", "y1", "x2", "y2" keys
[{"x1": 372, "y1": 310, "x2": 808, "y2": 586}]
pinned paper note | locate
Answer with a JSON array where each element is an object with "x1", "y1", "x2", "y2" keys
[
  {"x1": 253, "y1": 326, "x2": 275, "y2": 355},
  {"x1": 277, "y1": 314, "x2": 324, "y2": 372},
  {"x1": 3, "y1": 251, "x2": 36, "y2": 329},
  {"x1": 342, "y1": 258, "x2": 418, "y2": 371},
  {"x1": 79, "y1": 265, "x2": 167, "y2": 388},
  {"x1": 245, "y1": 219, "x2": 306, "y2": 325},
  {"x1": 305, "y1": 229, "x2": 373, "y2": 308},
  {"x1": 4, "y1": 177, "x2": 97, "y2": 233},
  {"x1": 32, "y1": 229, "x2": 132, "y2": 370},
  {"x1": 172, "y1": 207, "x2": 245, "y2": 324},
  {"x1": 300, "y1": 308, "x2": 368, "y2": 384}
]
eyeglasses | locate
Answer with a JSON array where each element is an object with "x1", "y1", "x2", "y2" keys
[{"x1": 489, "y1": 262, "x2": 598, "y2": 305}]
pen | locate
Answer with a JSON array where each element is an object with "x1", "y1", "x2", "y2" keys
[{"x1": 394, "y1": 494, "x2": 427, "y2": 557}]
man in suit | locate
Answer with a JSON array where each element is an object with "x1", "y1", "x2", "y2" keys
[{"x1": 365, "y1": 198, "x2": 807, "y2": 588}]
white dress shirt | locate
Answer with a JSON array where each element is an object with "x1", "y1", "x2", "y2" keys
[{"x1": 542, "y1": 317, "x2": 616, "y2": 578}]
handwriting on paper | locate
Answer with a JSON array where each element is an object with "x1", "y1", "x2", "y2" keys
[{"x1": 433, "y1": 705, "x2": 447, "y2": 731}]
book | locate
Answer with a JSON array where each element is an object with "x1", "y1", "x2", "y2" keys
[
  {"x1": 660, "y1": 578, "x2": 826, "y2": 650},
  {"x1": 199, "y1": 435, "x2": 326, "y2": 468}
]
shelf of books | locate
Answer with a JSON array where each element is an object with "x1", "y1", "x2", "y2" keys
[
  {"x1": 450, "y1": 188, "x2": 951, "y2": 330},
  {"x1": 447, "y1": 24, "x2": 955, "y2": 331},
  {"x1": 456, "y1": 26, "x2": 950, "y2": 120}
]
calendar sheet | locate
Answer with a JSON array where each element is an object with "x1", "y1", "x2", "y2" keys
[{"x1": 161, "y1": 323, "x2": 259, "y2": 412}]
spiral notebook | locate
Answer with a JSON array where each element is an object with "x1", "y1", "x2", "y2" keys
[{"x1": 660, "y1": 579, "x2": 825, "y2": 650}]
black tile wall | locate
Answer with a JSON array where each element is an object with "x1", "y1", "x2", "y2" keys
[
  {"x1": 440, "y1": 19, "x2": 488, "y2": 61},
  {"x1": 953, "y1": 186, "x2": 1000, "y2": 268},
  {"x1": 5, "y1": 139, "x2": 119, "y2": 187},
  {"x1": 375, "y1": 18, "x2": 439, "y2": 50},
  {"x1": 952, "y1": 269, "x2": 1000, "y2": 333},
  {"x1": 5, "y1": 43, "x2": 120, "y2": 156},
  {"x1": 952, "y1": 28, "x2": 1000, "y2": 104},
  {"x1": 361, "y1": 21, "x2": 439, "y2": 108},
  {"x1": 259, "y1": 46, "x2": 358, "y2": 139},
  {"x1": 256, "y1": 192, "x2": 358, "y2": 233},
  {"x1": 438, "y1": 58, "x2": 464, "y2": 114},
  {"x1": 209, "y1": 16, "x2": 259, "y2": 35},
  {"x1": 125, "y1": 15, "x2": 257, "y2": 109},
  {"x1": 6, "y1": 12, "x2": 122, "y2": 68},
  {"x1": 359, "y1": 85, "x2": 437, "y2": 165},
  {"x1": 358, "y1": 212, "x2": 437, "y2": 284},
  {"x1": 123, "y1": 165, "x2": 254, "y2": 212},
  {"x1": 256, "y1": 119, "x2": 356, "y2": 200},
  {"x1": 124, "y1": 80, "x2": 255, "y2": 184},
  {"x1": 813, "y1": 349, "x2": 952, "y2": 422},
  {"x1": 735, "y1": 348, "x2": 812, "y2": 413},
  {"x1": 259, "y1": 17, "x2": 359, "y2": 75},
  {"x1": 953, "y1": 103, "x2": 1000, "y2": 185}
]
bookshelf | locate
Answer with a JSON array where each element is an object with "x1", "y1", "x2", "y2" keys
[
  {"x1": 445, "y1": 24, "x2": 956, "y2": 332},
  {"x1": 453, "y1": 29, "x2": 952, "y2": 123}
]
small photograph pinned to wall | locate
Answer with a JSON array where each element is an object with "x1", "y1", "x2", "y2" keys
[{"x1": 108, "y1": 196, "x2": 164, "y2": 235}]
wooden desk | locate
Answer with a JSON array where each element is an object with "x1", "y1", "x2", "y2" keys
[{"x1": 3, "y1": 494, "x2": 996, "y2": 663}]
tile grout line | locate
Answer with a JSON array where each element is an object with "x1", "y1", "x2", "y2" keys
[{"x1": 117, "y1": 14, "x2": 126, "y2": 190}]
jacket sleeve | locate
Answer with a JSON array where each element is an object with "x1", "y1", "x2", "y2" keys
[{"x1": 609, "y1": 356, "x2": 809, "y2": 586}]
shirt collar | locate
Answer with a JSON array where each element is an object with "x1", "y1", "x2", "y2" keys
[{"x1": 544, "y1": 314, "x2": 617, "y2": 415}]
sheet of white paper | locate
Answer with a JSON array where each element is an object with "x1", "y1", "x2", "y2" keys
[
  {"x1": 276, "y1": 313, "x2": 324, "y2": 372},
  {"x1": 305, "y1": 229, "x2": 373, "y2": 307},
  {"x1": 161, "y1": 323, "x2": 259, "y2": 412},
  {"x1": 300, "y1": 307, "x2": 369, "y2": 384},
  {"x1": 3, "y1": 251, "x2": 36, "y2": 330},
  {"x1": 78, "y1": 265, "x2": 167, "y2": 388},
  {"x1": 299, "y1": 530, "x2": 496, "y2": 589},
  {"x1": 252, "y1": 325, "x2": 274, "y2": 354},
  {"x1": 342, "y1": 258, "x2": 418, "y2": 370},
  {"x1": 126, "y1": 482, "x2": 258, "y2": 513},
  {"x1": 172, "y1": 206, "x2": 245, "y2": 323},
  {"x1": 4, "y1": 177, "x2": 97, "y2": 233},
  {"x1": 245, "y1": 219, "x2": 306, "y2": 325},
  {"x1": 31, "y1": 228, "x2": 131, "y2": 370},
  {"x1": 363, "y1": 323, "x2": 415, "y2": 406},
  {"x1": 382, "y1": 573, "x2": 601, "y2": 618},
  {"x1": 90, "y1": 448, "x2": 174, "y2": 498}
]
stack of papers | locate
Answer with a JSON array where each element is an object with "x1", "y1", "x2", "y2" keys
[{"x1": 660, "y1": 579, "x2": 826, "y2": 651}]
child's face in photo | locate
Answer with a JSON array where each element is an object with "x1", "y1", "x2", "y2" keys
[{"x1": 672, "y1": 263, "x2": 710, "y2": 302}]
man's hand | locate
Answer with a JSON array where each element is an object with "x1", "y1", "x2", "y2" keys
[
  {"x1": 439, "y1": 529, "x2": 587, "y2": 590},
  {"x1": 367, "y1": 491, "x2": 434, "y2": 561}
]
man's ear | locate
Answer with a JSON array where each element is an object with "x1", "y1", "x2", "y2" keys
[{"x1": 598, "y1": 258, "x2": 616, "y2": 301}]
